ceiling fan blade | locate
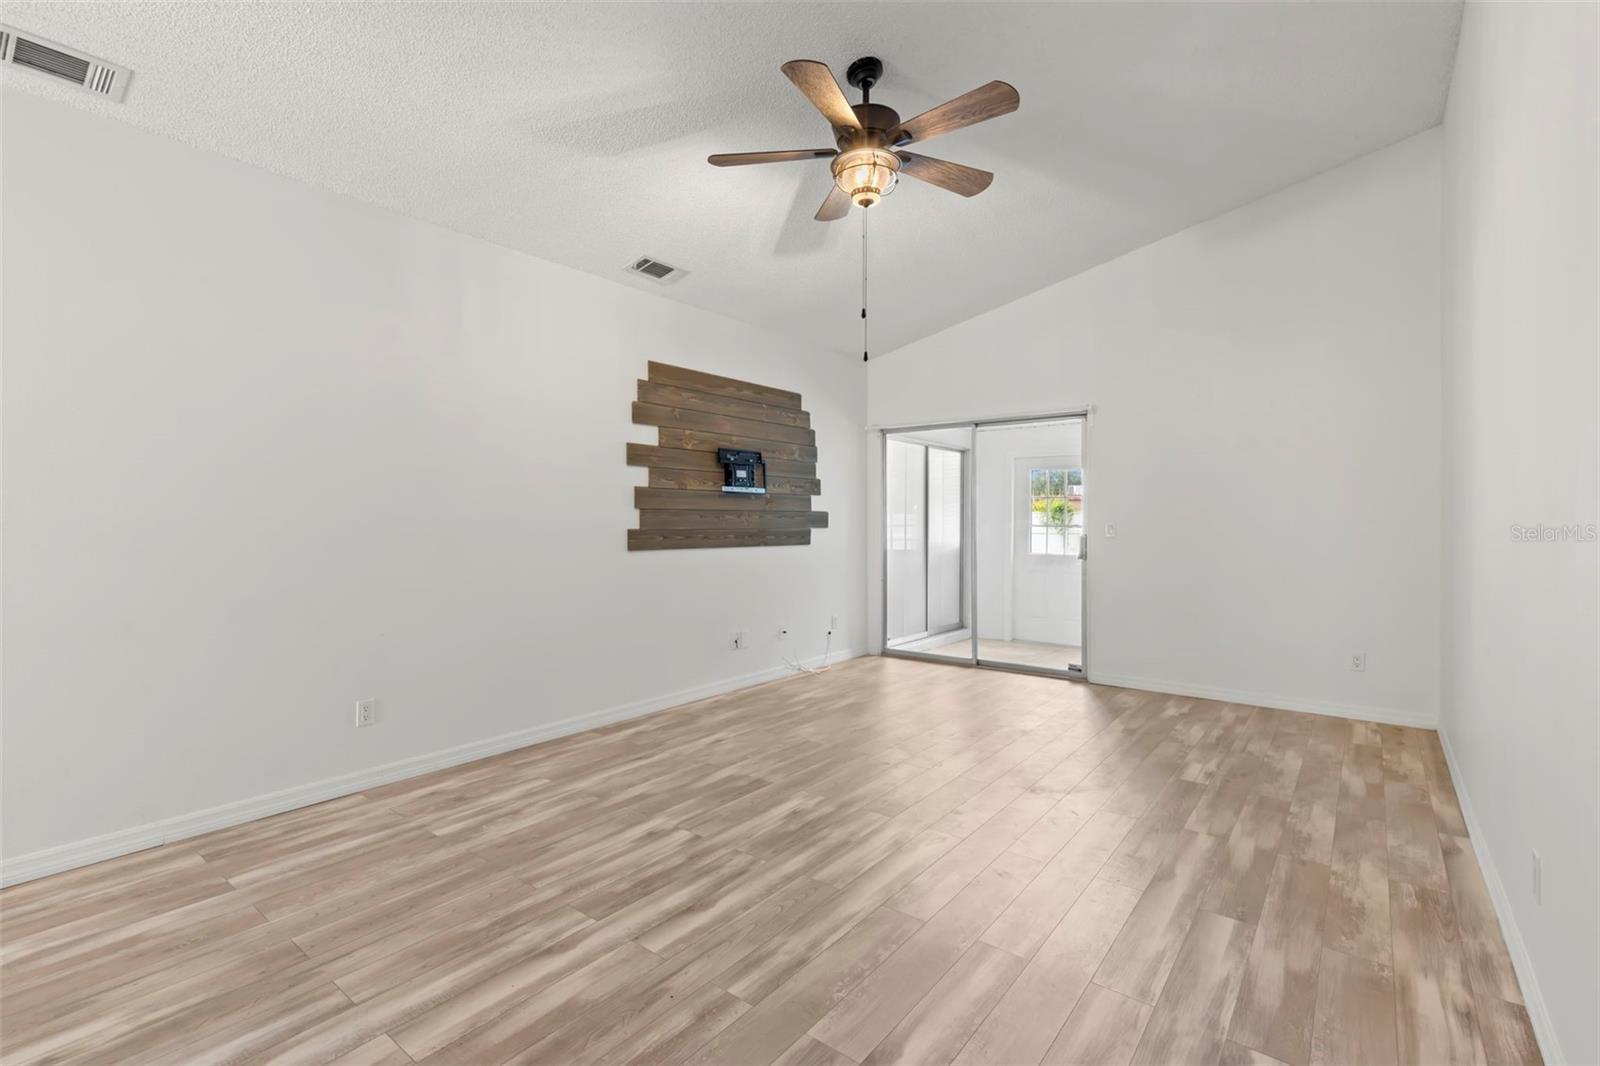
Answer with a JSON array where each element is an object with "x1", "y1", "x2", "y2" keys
[
  {"x1": 895, "y1": 152, "x2": 994, "y2": 197},
  {"x1": 781, "y1": 60, "x2": 862, "y2": 131},
  {"x1": 708, "y1": 149, "x2": 837, "y2": 167},
  {"x1": 889, "y1": 80, "x2": 1019, "y2": 145},
  {"x1": 815, "y1": 185, "x2": 851, "y2": 222}
]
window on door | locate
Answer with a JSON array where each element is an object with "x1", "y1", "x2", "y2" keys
[{"x1": 1028, "y1": 466, "x2": 1084, "y2": 556}]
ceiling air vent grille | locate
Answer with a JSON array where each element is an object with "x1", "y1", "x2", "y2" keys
[
  {"x1": 626, "y1": 256, "x2": 685, "y2": 283},
  {"x1": 0, "y1": 25, "x2": 130, "y2": 101}
]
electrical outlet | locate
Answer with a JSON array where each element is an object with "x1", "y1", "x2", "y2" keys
[
  {"x1": 1532, "y1": 849, "x2": 1542, "y2": 904},
  {"x1": 829, "y1": 615, "x2": 839, "y2": 632},
  {"x1": 730, "y1": 631, "x2": 746, "y2": 651},
  {"x1": 1349, "y1": 652, "x2": 1366, "y2": 672},
  {"x1": 1104, "y1": 523, "x2": 1117, "y2": 538},
  {"x1": 355, "y1": 698, "x2": 376, "y2": 728},
  {"x1": 777, "y1": 624, "x2": 790, "y2": 640}
]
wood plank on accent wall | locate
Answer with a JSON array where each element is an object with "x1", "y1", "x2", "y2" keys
[
  {"x1": 646, "y1": 361, "x2": 803, "y2": 410},
  {"x1": 656, "y1": 427, "x2": 817, "y2": 463},
  {"x1": 635, "y1": 487, "x2": 813, "y2": 512},
  {"x1": 647, "y1": 468, "x2": 820, "y2": 496},
  {"x1": 625, "y1": 444, "x2": 817, "y2": 480},
  {"x1": 629, "y1": 529, "x2": 811, "y2": 550},
  {"x1": 636, "y1": 380, "x2": 811, "y2": 430},
  {"x1": 633, "y1": 402, "x2": 817, "y2": 447},
  {"x1": 639, "y1": 510, "x2": 829, "y2": 531}
]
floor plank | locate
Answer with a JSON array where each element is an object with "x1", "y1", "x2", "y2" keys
[
  {"x1": 1130, "y1": 910, "x2": 1254, "y2": 1066},
  {"x1": 1093, "y1": 829, "x2": 1224, "y2": 1003},
  {"x1": 1310, "y1": 947, "x2": 1398, "y2": 1066},
  {"x1": 979, "y1": 811, "x2": 1135, "y2": 958},
  {"x1": 1227, "y1": 856, "x2": 1330, "y2": 1065},
  {"x1": 1386, "y1": 783, "x2": 1450, "y2": 894},
  {"x1": 956, "y1": 877, "x2": 1141, "y2": 1066},
  {"x1": 1440, "y1": 833, "x2": 1523, "y2": 1005},
  {"x1": 1041, "y1": 982, "x2": 1151, "y2": 1066},
  {"x1": 1391, "y1": 879, "x2": 1486, "y2": 1066},
  {"x1": 689, "y1": 906, "x2": 921, "y2": 1066},
  {"x1": 1200, "y1": 791, "x2": 1290, "y2": 924},
  {"x1": 1472, "y1": 993, "x2": 1544, "y2": 1066},
  {"x1": 857, "y1": 941, "x2": 1024, "y2": 1066},
  {"x1": 812, "y1": 851, "x2": 1038, "y2": 1061}
]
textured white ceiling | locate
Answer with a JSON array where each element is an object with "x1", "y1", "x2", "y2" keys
[{"x1": 2, "y1": 2, "x2": 1462, "y2": 355}]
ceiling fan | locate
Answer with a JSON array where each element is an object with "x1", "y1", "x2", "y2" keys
[{"x1": 709, "y1": 57, "x2": 1019, "y2": 221}]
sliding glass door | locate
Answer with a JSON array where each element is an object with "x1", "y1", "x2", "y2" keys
[
  {"x1": 884, "y1": 438, "x2": 927, "y2": 645},
  {"x1": 884, "y1": 429, "x2": 972, "y2": 662},
  {"x1": 883, "y1": 415, "x2": 1086, "y2": 678},
  {"x1": 973, "y1": 418, "x2": 1085, "y2": 677}
]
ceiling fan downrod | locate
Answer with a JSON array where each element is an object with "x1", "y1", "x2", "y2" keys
[{"x1": 846, "y1": 57, "x2": 884, "y2": 363}]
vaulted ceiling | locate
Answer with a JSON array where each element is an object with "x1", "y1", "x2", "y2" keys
[{"x1": 3, "y1": 2, "x2": 1463, "y2": 355}]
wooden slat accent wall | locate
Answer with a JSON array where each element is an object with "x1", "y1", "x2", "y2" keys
[{"x1": 628, "y1": 363, "x2": 827, "y2": 549}]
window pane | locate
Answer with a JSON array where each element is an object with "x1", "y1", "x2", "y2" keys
[
  {"x1": 1048, "y1": 469, "x2": 1065, "y2": 494},
  {"x1": 1030, "y1": 468, "x2": 1047, "y2": 495},
  {"x1": 1031, "y1": 528, "x2": 1047, "y2": 554},
  {"x1": 1067, "y1": 467, "x2": 1083, "y2": 487}
]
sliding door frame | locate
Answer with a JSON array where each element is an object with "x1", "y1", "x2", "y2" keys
[{"x1": 880, "y1": 411, "x2": 1090, "y2": 681}]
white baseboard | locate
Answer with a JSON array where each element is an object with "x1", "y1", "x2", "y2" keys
[
  {"x1": 1438, "y1": 728, "x2": 1563, "y2": 1065},
  {"x1": 0, "y1": 648, "x2": 861, "y2": 888},
  {"x1": 1087, "y1": 670, "x2": 1437, "y2": 729}
]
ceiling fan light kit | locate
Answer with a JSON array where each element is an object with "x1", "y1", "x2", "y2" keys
[{"x1": 833, "y1": 147, "x2": 900, "y2": 208}]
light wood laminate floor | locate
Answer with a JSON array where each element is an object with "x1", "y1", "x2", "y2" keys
[{"x1": 0, "y1": 657, "x2": 1539, "y2": 1065}]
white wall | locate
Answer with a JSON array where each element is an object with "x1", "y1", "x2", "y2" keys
[
  {"x1": 1440, "y1": 3, "x2": 1599, "y2": 1062},
  {"x1": 869, "y1": 130, "x2": 1443, "y2": 726},
  {"x1": 0, "y1": 89, "x2": 866, "y2": 875}
]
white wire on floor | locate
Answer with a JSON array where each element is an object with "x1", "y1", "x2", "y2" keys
[{"x1": 784, "y1": 629, "x2": 833, "y2": 676}]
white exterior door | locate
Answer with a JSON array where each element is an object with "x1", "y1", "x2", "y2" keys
[{"x1": 1011, "y1": 456, "x2": 1083, "y2": 646}]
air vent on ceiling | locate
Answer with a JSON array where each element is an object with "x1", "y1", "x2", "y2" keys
[
  {"x1": 626, "y1": 256, "x2": 686, "y2": 283},
  {"x1": 0, "y1": 25, "x2": 130, "y2": 101}
]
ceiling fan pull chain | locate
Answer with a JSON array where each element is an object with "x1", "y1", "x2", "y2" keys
[{"x1": 861, "y1": 207, "x2": 870, "y2": 362}]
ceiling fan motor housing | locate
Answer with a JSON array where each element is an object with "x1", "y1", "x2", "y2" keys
[{"x1": 840, "y1": 103, "x2": 901, "y2": 143}]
